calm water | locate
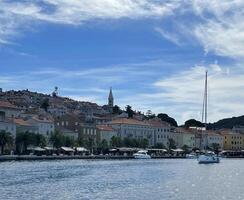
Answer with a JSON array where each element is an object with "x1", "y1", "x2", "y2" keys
[{"x1": 0, "y1": 159, "x2": 243, "y2": 200}]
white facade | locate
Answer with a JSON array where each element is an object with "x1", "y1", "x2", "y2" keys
[
  {"x1": 110, "y1": 118, "x2": 155, "y2": 147},
  {"x1": 0, "y1": 120, "x2": 16, "y2": 136},
  {"x1": 154, "y1": 126, "x2": 174, "y2": 148},
  {"x1": 205, "y1": 132, "x2": 224, "y2": 149},
  {"x1": 28, "y1": 118, "x2": 55, "y2": 137},
  {"x1": 96, "y1": 125, "x2": 117, "y2": 145}
]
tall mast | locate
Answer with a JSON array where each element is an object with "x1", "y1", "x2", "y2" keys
[
  {"x1": 201, "y1": 70, "x2": 208, "y2": 150},
  {"x1": 204, "y1": 70, "x2": 208, "y2": 128}
]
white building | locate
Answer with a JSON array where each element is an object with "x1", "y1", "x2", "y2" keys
[
  {"x1": 149, "y1": 119, "x2": 174, "y2": 148},
  {"x1": 27, "y1": 117, "x2": 55, "y2": 137},
  {"x1": 96, "y1": 125, "x2": 117, "y2": 145},
  {"x1": 0, "y1": 118, "x2": 16, "y2": 136},
  {"x1": 109, "y1": 118, "x2": 154, "y2": 147},
  {"x1": 0, "y1": 101, "x2": 21, "y2": 118},
  {"x1": 205, "y1": 131, "x2": 224, "y2": 150},
  {"x1": 174, "y1": 128, "x2": 196, "y2": 149}
]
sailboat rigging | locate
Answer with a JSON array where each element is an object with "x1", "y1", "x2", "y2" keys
[{"x1": 198, "y1": 70, "x2": 220, "y2": 164}]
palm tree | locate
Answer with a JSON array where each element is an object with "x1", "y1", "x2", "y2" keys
[{"x1": 0, "y1": 130, "x2": 13, "y2": 154}]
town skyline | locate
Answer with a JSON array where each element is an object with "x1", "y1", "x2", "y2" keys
[{"x1": 1, "y1": 1, "x2": 244, "y2": 124}]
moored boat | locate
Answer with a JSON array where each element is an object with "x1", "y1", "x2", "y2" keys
[
  {"x1": 133, "y1": 150, "x2": 151, "y2": 159},
  {"x1": 198, "y1": 152, "x2": 220, "y2": 164},
  {"x1": 198, "y1": 71, "x2": 220, "y2": 164}
]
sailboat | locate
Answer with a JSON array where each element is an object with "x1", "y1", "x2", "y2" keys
[{"x1": 198, "y1": 71, "x2": 220, "y2": 164}]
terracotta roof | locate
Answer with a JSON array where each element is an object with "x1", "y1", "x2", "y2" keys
[
  {"x1": 206, "y1": 130, "x2": 223, "y2": 136},
  {"x1": 110, "y1": 118, "x2": 149, "y2": 126},
  {"x1": 96, "y1": 125, "x2": 114, "y2": 131},
  {"x1": 219, "y1": 130, "x2": 239, "y2": 135},
  {"x1": 14, "y1": 118, "x2": 32, "y2": 126},
  {"x1": 175, "y1": 127, "x2": 196, "y2": 135},
  {"x1": 31, "y1": 117, "x2": 54, "y2": 123},
  {"x1": 148, "y1": 120, "x2": 170, "y2": 127},
  {"x1": 0, "y1": 101, "x2": 19, "y2": 110}
]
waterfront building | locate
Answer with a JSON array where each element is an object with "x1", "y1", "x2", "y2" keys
[
  {"x1": 14, "y1": 118, "x2": 38, "y2": 134},
  {"x1": 148, "y1": 119, "x2": 173, "y2": 148},
  {"x1": 174, "y1": 128, "x2": 196, "y2": 150},
  {"x1": 56, "y1": 127, "x2": 78, "y2": 140},
  {"x1": 27, "y1": 117, "x2": 55, "y2": 137},
  {"x1": 220, "y1": 130, "x2": 244, "y2": 150},
  {"x1": 204, "y1": 131, "x2": 224, "y2": 150},
  {"x1": 0, "y1": 119, "x2": 16, "y2": 136},
  {"x1": 79, "y1": 123, "x2": 98, "y2": 147},
  {"x1": 55, "y1": 113, "x2": 98, "y2": 146},
  {"x1": 55, "y1": 114, "x2": 82, "y2": 133},
  {"x1": 96, "y1": 125, "x2": 117, "y2": 145},
  {"x1": 109, "y1": 118, "x2": 154, "y2": 147},
  {"x1": 232, "y1": 126, "x2": 244, "y2": 134}
]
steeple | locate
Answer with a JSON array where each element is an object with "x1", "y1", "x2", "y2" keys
[{"x1": 108, "y1": 87, "x2": 114, "y2": 112}]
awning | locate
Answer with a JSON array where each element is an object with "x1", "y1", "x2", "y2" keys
[
  {"x1": 27, "y1": 147, "x2": 45, "y2": 151},
  {"x1": 109, "y1": 148, "x2": 117, "y2": 152},
  {"x1": 61, "y1": 147, "x2": 75, "y2": 152},
  {"x1": 171, "y1": 148, "x2": 184, "y2": 152},
  {"x1": 76, "y1": 147, "x2": 88, "y2": 152},
  {"x1": 44, "y1": 147, "x2": 57, "y2": 151},
  {"x1": 147, "y1": 149, "x2": 168, "y2": 152}
]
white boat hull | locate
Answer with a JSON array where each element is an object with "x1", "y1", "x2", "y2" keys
[
  {"x1": 133, "y1": 154, "x2": 151, "y2": 159},
  {"x1": 186, "y1": 154, "x2": 197, "y2": 159},
  {"x1": 198, "y1": 154, "x2": 220, "y2": 164}
]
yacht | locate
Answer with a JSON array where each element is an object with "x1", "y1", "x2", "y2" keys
[
  {"x1": 198, "y1": 152, "x2": 220, "y2": 164},
  {"x1": 198, "y1": 71, "x2": 220, "y2": 164},
  {"x1": 133, "y1": 150, "x2": 151, "y2": 159}
]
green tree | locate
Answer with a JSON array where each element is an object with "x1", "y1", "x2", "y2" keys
[
  {"x1": 98, "y1": 139, "x2": 109, "y2": 154},
  {"x1": 123, "y1": 137, "x2": 132, "y2": 147},
  {"x1": 113, "y1": 105, "x2": 122, "y2": 115},
  {"x1": 146, "y1": 110, "x2": 155, "y2": 119},
  {"x1": 77, "y1": 136, "x2": 84, "y2": 146},
  {"x1": 35, "y1": 134, "x2": 47, "y2": 147},
  {"x1": 184, "y1": 119, "x2": 204, "y2": 128},
  {"x1": 126, "y1": 105, "x2": 134, "y2": 118},
  {"x1": 15, "y1": 132, "x2": 36, "y2": 154},
  {"x1": 40, "y1": 98, "x2": 50, "y2": 112},
  {"x1": 154, "y1": 143, "x2": 166, "y2": 149},
  {"x1": 211, "y1": 143, "x2": 220, "y2": 154},
  {"x1": 65, "y1": 136, "x2": 75, "y2": 147},
  {"x1": 0, "y1": 130, "x2": 13, "y2": 154},
  {"x1": 168, "y1": 138, "x2": 176, "y2": 150},
  {"x1": 110, "y1": 136, "x2": 122, "y2": 147},
  {"x1": 157, "y1": 113, "x2": 178, "y2": 127},
  {"x1": 140, "y1": 138, "x2": 149, "y2": 149},
  {"x1": 182, "y1": 145, "x2": 189, "y2": 153},
  {"x1": 50, "y1": 130, "x2": 65, "y2": 148}
]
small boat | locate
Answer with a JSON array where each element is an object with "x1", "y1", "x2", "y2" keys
[
  {"x1": 198, "y1": 152, "x2": 220, "y2": 164},
  {"x1": 186, "y1": 153, "x2": 197, "y2": 159},
  {"x1": 133, "y1": 150, "x2": 151, "y2": 159}
]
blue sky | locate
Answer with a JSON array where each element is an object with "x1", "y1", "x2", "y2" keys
[{"x1": 0, "y1": 0, "x2": 244, "y2": 124}]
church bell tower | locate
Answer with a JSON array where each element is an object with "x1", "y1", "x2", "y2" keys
[{"x1": 108, "y1": 87, "x2": 114, "y2": 113}]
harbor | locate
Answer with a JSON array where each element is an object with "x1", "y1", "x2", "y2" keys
[{"x1": 1, "y1": 159, "x2": 244, "y2": 200}]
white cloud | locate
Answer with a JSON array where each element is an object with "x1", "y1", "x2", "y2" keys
[
  {"x1": 191, "y1": 0, "x2": 244, "y2": 59},
  {"x1": 0, "y1": 0, "x2": 180, "y2": 44},
  {"x1": 154, "y1": 27, "x2": 181, "y2": 46},
  {"x1": 152, "y1": 63, "x2": 244, "y2": 123}
]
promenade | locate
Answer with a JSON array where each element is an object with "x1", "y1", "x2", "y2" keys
[{"x1": 0, "y1": 155, "x2": 186, "y2": 162}]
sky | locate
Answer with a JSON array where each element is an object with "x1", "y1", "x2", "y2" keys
[{"x1": 0, "y1": 0, "x2": 244, "y2": 124}]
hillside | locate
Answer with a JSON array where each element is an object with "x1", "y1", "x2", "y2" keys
[{"x1": 208, "y1": 115, "x2": 244, "y2": 130}]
